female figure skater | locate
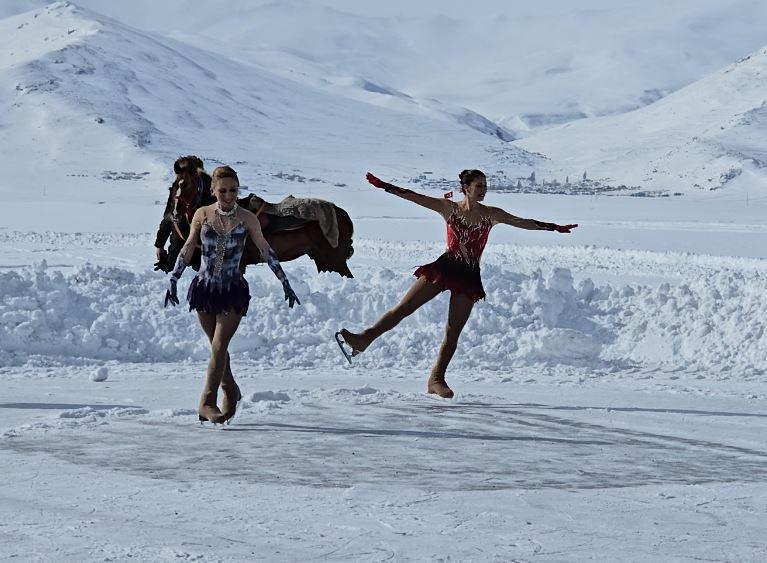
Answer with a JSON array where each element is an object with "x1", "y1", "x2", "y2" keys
[
  {"x1": 165, "y1": 165, "x2": 300, "y2": 424},
  {"x1": 336, "y1": 170, "x2": 577, "y2": 398}
]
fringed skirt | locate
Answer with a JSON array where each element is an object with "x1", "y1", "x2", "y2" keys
[
  {"x1": 414, "y1": 252, "x2": 485, "y2": 302},
  {"x1": 187, "y1": 275, "x2": 251, "y2": 316}
]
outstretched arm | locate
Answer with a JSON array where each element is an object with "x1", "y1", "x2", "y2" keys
[
  {"x1": 245, "y1": 211, "x2": 300, "y2": 308},
  {"x1": 489, "y1": 206, "x2": 578, "y2": 233},
  {"x1": 366, "y1": 172, "x2": 451, "y2": 217}
]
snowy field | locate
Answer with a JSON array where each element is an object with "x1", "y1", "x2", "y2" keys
[
  {"x1": 2, "y1": 189, "x2": 767, "y2": 561},
  {"x1": 2, "y1": 1, "x2": 767, "y2": 561}
]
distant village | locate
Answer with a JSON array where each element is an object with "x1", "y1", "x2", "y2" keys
[{"x1": 407, "y1": 170, "x2": 679, "y2": 197}]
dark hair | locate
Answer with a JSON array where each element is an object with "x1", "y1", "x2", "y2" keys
[
  {"x1": 211, "y1": 165, "x2": 239, "y2": 187},
  {"x1": 459, "y1": 169, "x2": 486, "y2": 193},
  {"x1": 173, "y1": 155, "x2": 204, "y2": 175}
]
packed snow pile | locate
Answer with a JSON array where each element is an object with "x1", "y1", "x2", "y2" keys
[{"x1": 2, "y1": 258, "x2": 764, "y2": 376}]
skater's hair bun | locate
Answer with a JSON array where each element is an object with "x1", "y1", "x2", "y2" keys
[
  {"x1": 174, "y1": 155, "x2": 205, "y2": 175},
  {"x1": 459, "y1": 169, "x2": 486, "y2": 193},
  {"x1": 211, "y1": 165, "x2": 240, "y2": 187}
]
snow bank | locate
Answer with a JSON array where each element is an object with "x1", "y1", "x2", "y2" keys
[{"x1": 1, "y1": 259, "x2": 765, "y2": 375}]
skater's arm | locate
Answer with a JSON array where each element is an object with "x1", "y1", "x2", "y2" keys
[
  {"x1": 244, "y1": 211, "x2": 300, "y2": 308},
  {"x1": 176, "y1": 208, "x2": 203, "y2": 266},
  {"x1": 163, "y1": 208, "x2": 203, "y2": 307},
  {"x1": 488, "y1": 207, "x2": 578, "y2": 232},
  {"x1": 365, "y1": 172, "x2": 450, "y2": 216}
]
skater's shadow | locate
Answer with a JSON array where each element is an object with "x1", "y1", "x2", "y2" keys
[
  {"x1": 0, "y1": 402, "x2": 137, "y2": 411},
  {"x1": 455, "y1": 402, "x2": 767, "y2": 419},
  {"x1": 226, "y1": 421, "x2": 609, "y2": 446}
]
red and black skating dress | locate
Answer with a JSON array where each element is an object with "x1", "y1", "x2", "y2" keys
[{"x1": 414, "y1": 203, "x2": 492, "y2": 302}]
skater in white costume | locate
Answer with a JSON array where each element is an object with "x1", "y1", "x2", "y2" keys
[{"x1": 165, "y1": 166, "x2": 300, "y2": 424}]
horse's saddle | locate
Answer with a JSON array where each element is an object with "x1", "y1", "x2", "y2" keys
[
  {"x1": 258, "y1": 212, "x2": 309, "y2": 233},
  {"x1": 240, "y1": 194, "x2": 340, "y2": 247}
]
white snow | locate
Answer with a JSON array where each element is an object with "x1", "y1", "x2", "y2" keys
[
  {"x1": 1, "y1": 235, "x2": 765, "y2": 377},
  {"x1": 2, "y1": 2, "x2": 767, "y2": 561},
  {"x1": 12, "y1": 0, "x2": 767, "y2": 135},
  {"x1": 0, "y1": 2, "x2": 534, "y2": 206},
  {"x1": 517, "y1": 43, "x2": 767, "y2": 192},
  {"x1": 90, "y1": 365, "x2": 108, "y2": 381}
]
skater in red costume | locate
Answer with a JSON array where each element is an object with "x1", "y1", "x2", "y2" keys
[{"x1": 336, "y1": 170, "x2": 577, "y2": 398}]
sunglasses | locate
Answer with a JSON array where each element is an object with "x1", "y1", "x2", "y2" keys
[{"x1": 216, "y1": 188, "x2": 238, "y2": 194}]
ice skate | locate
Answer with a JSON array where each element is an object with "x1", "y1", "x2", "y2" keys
[
  {"x1": 198, "y1": 391, "x2": 226, "y2": 424},
  {"x1": 426, "y1": 374, "x2": 454, "y2": 399},
  {"x1": 335, "y1": 329, "x2": 367, "y2": 364},
  {"x1": 221, "y1": 384, "x2": 242, "y2": 425}
]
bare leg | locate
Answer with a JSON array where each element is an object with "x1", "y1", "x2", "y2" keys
[
  {"x1": 197, "y1": 311, "x2": 243, "y2": 422},
  {"x1": 198, "y1": 312, "x2": 240, "y2": 420},
  {"x1": 427, "y1": 292, "x2": 475, "y2": 398},
  {"x1": 341, "y1": 276, "x2": 443, "y2": 352}
]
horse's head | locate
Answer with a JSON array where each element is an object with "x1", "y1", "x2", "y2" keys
[{"x1": 172, "y1": 155, "x2": 205, "y2": 222}]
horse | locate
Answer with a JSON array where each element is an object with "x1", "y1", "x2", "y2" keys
[{"x1": 155, "y1": 157, "x2": 354, "y2": 278}]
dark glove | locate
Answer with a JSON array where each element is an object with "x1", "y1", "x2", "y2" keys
[
  {"x1": 164, "y1": 277, "x2": 179, "y2": 307},
  {"x1": 153, "y1": 248, "x2": 170, "y2": 272},
  {"x1": 553, "y1": 223, "x2": 578, "y2": 233},
  {"x1": 282, "y1": 280, "x2": 300, "y2": 308}
]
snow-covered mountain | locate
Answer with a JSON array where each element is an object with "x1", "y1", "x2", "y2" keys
[
  {"x1": 22, "y1": 0, "x2": 767, "y2": 135},
  {"x1": 516, "y1": 44, "x2": 767, "y2": 192},
  {"x1": 4, "y1": 1, "x2": 767, "y2": 198},
  {"x1": 0, "y1": 2, "x2": 535, "y2": 203}
]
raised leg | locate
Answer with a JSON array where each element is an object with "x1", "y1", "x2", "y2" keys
[
  {"x1": 341, "y1": 276, "x2": 442, "y2": 353},
  {"x1": 427, "y1": 292, "x2": 475, "y2": 399}
]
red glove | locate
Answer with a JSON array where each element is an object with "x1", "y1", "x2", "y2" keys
[
  {"x1": 554, "y1": 224, "x2": 578, "y2": 233},
  {"x1": 366, "y1": 172, "x2": 389, "y2": 190}
]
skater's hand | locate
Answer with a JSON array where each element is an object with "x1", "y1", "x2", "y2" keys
[
  {"x1": 365, "y1": 172, "x2": 392, "y2": 191},
  {"x1": 164, "y1": 277, "x2": 179, "y2": 307},
  {"x1": 282, "y1": 280, "x2": 300, "y2": 308},
  {"x1": 553, "y1": 223, "x2": 578, "y2": 233}
]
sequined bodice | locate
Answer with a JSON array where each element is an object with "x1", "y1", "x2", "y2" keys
[
  {"x1": 197, "y1": 220, "x2": 247, "y2": 288},
  {"x1": 445, "y1": 205, "x2": 492, "y2": 266}
]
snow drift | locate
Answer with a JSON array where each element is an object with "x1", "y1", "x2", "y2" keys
[{"x1": 2, "y1": 257, "x2": 764, "y2": 377}]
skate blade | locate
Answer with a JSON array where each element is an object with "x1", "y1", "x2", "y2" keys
[
  {"x1": 225, "y1": 399, "x2": 242, "y2": 426},
  {"x1": 198, "y1": 418, "x2": 225, "y2": 428},
  {"x1": 334, "y1": 331, "x2": 355, "y2": 365}
]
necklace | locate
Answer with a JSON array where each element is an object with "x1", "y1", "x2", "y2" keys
[
  {"x1": 213, "y1": 204, "x2": 237, "y2": 277},
  {"x1": 216, "y1": 202, "x2": 238, "y2": 217}
]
